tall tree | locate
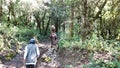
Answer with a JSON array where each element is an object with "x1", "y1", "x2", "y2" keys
[
  {"x1": 81, "y1": 0, "x2": 89, "y2": 41},
  {"x1": 34, "y1": 11, "x2": 41, "y2": 34},
  {"x1": 70, "y1": 4, "x2": 74, "y2": 37},
  {"x1": 0, "y1": 0, "x2": 2, "y2": 23}
]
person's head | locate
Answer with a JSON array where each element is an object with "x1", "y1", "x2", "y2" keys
[
  {"x1": 29, "y1": 38, "x2": 35, "y2": 44},
  {"x1": 51, "y1": 25, "x2": 56, "y2": 32}
]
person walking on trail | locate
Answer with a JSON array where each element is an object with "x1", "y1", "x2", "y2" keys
[
  {"x1": 24, "y1": 38, "x2": 40, "y2": 68},
  {"x1": 50, "y1": 25, "x2": 58, "y2": 53}
]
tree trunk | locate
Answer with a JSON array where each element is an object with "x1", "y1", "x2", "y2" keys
[
  {"x1": 34, "y1": 12, "x2": 41, "y2": 34},
  {"x1": 9, "y1": 1, "x2": 18, "y2": 26},
  {"x1": 42, "y1": 11, "x2": 46, "y2": 33},
  {"x1": 0, "y1": 1, "x2": 2, "y2": 23},
  {"x1": 70, "y1": 4, "x2": 74, "y2": 37},
  {"x1": 81, "y1": 0, "x2": 88, "y2": 41},
  {"x1": 96, "y1": 0, "x2": 108, "y2": 39},
  {"x1": 62, "y1": 22, "x2": 65, "y2": 32},
  {"x1": 55, "y1": 18, "x2": 59, "y2": 33},
  {"x1": 44, "y1": 17, "x2": 50, "y2": 35},
  {"x1": 93, "y1": 0, "x2": 108, "y2": 21}
]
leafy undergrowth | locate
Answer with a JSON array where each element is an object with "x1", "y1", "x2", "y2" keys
[
  {"x1": 0, "y1": 23, "x2": 23, "y2": 63},
  {"x1": 0, "y1": 44, "x2": 23, "y2": 64},
  {"x1": 57, "y1": 48, "x2": 90, "y2": 68},
  {"x1": 57, "y1": 33, "x2": 120, "y2": 68},
  {"x1": 56, "y1": 47, "x2": 120, "y2": 68},
  {"x1": 62, "y1": 47, "x2": 120, "y2": 68}
]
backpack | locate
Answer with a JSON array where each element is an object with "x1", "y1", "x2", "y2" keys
[{"x1": 50, "y1": 33, "x2": 58, "y2": 45}]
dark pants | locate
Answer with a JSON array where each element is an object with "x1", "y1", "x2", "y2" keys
[{"x1": 26, "y1": 64, "x2": 36, "y2": 68}]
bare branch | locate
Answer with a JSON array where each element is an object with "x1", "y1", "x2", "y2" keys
[{"x1": 93, "y1": 0, "x2": 108, "y2": 21}]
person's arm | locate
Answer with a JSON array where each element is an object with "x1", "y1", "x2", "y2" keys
[
  {"x1": 24, "y1": 46, "x2": 28, "y2": 60},
  {"x1": 55, "y1": 33, "x2": 58, "y2": 44},
  {"x1": 36, "y1": 45, "x2": 40, "y2": 58}
]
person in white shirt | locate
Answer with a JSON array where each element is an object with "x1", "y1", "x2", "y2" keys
[{"x1": 24, "y1": 39, "x2": 40, "y2": 68}]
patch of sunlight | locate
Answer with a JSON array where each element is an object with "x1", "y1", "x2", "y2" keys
[
  {"x1": 0, "y1": 64, "x2": 4, "y2": 68},
  {"x1": 95, "y1": 7, "x2": 99, "y2": 13},
  {"x1": 20, "y1": 0, "x2": 50, "y2": 12},
  {"x1": 12, "y1": 26, "x2": 19, "y2": 32}
]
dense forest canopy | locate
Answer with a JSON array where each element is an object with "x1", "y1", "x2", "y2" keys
[
  {"x1": 0, "y1": 0, "x2": 120, "y2": 67},
  {"x1": 1, "y1": 0, "x2": 120, "y2": 39},
  {"x1": 0, "y1": 0, "x2": 120, "y2": 48}
]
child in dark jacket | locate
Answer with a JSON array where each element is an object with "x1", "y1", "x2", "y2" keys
[{"x1": 50, "y1": 25, "x2": 58, "y2": 53}]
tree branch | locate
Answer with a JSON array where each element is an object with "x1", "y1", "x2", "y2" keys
[{"x1": 93, "y1": 0, "x2": 108, "y2": 21}]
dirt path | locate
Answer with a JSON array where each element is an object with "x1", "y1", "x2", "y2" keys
[
  {"x1": 0, "y1": 41, "x2": 91, "y2": 68},
  {"x1": 0, "y1": 41, "x2": 61, "y2": 68}
]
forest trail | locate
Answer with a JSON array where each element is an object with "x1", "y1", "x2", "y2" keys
[
  {"x1": 0, "y1": 41, "x2": 61, "y2": 68},
  {"x1": 0, "y1": 40, "x2": 90, "y2": 68}
]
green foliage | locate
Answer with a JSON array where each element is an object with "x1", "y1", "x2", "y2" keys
[
  {"x1": 16, "y1": 26, "x2": 51, "y2": 42},
  {"x1": 59, "y1": 28, "x2": 120, "y2": 52},
  {"x1": 83, "y1": 59, "x2": 120, "y2": 68},
  {"x1": 62, "y1": 64, "x2": 74, "y2": 68},
  {"x1": 5, "y1": 51, "x2": 16, "y2": 61},
  {"x1": 58, "y1": 29, "x2": 120, "y2": 67},
  {"x1": 0, "y1": 23, "x2": 21, "y2": 61},
  {"x1": 16, "y1": 27, "x2": 39, "y2": 42},
  {"x1": 0, "y1": 23, "x2": 19, "y2": 49}
]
